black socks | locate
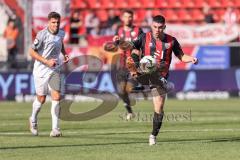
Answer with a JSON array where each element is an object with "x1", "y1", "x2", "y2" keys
[
  {"x1": 119, "y1": 92, "x2": 132, "y2": 113},
  {"x1": 151, "y1": 112, "x2": 164, "y2": 136}
]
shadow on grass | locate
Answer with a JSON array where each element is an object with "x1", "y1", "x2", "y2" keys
[
  {"x1": 0, "y1": 130, "x2": 150, "y2": 137},
  {"x1": 159, "y1": 137, "x2": 240, "y2": 144},
  {"x1": 1, "y1": 136, "x2": 240, "y2": 150},
  {"x1": 0, "y1": 141, "x2": 146, "y2": 150}
]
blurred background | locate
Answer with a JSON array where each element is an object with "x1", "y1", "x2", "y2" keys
[{"x1": 0, "y1": 0, "x2": 240, "y2": 101}]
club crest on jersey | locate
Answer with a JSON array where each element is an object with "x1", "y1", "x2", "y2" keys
[
  {"x1": 164, "y1": 43, "x2": 171, "y2": 49},
  {"x1": 34, "y1": 39, "x2": 39, "y2": 45}
]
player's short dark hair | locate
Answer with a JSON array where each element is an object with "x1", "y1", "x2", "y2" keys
[
  {"x1": 7, "y1": 19, "x2": 16, "y2": 28},
  {"x1": 7, "y1": 18, "x2": 15, "y2": 24},
  {"x1": 122, "y1": 9, "x2": 134, "y2": 15},
  {"x1": 48, "y1": 12, "x2": 61, "y2": 20},
  {"x1": 153, "y1": 15, "x2": 165, "y2": 24}
]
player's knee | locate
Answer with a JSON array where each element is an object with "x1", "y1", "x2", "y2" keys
[
  {"x1": 154, "y1": 108, "x2": 164, "y2": 114},
  {"x1": 52, "y1": 95, "x2": 61, "y2": 101},
  {"x1": 51, "y1": 90, "x2": 61, "y2": 101},
  {"x1": 37, "y1": 96, "x2": 46, "y2": 104}
]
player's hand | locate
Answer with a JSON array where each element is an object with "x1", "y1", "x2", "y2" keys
[
  {"x1": 126, "y1": 57, "x2": 143, "y2": 79},
  {"x1": 192, "y1": 57, "x2": 198, "y2": 65},
  {"x1": 46, "y1": 59, "x2": 57, "y2": 67},
  {"x1": 113, "y1": 35, "x2": 120, "y2": 42},
  {"x1": 130, "y1": 71, "x2": 138, "y2": 79},
  {"x1": 126, "y1": 57, "x2": 138, "y2": 73},
  {"x1": 157, "y1": 61, "x2": 167, "y2": 72},
  {"x1": 63, "y1": 55, "x2": 69, "y2": 63}
]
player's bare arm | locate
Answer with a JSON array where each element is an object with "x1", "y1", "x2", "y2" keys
[
  {"x1": 29, "y1": 48, "x2": 57, "y2": 67},
  {"x1": 61, "y1": 43, "x2": 69, "y2": 63},
  {"x1": 126, "y1": 49, "x2": 142, "y2": 78},
  {"x1": 177, "y1": 52, "x2": 198, "y2": 64}
]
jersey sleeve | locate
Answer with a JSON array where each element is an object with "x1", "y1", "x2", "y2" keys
[
  {"x1": 132, "y1": 33, "x2": 145, "y2": 50},
  {"x1": 172, "y1": 37, "x2": 184, "y2": 57},
  {"x1": 60, "y1": 30, "x2": 65, "y2": 41},
  {"x1": 138, "y1": 28, "x2": 144, "y2": 36},
  {"x1": 115, "y1": 26, "x2": 120, "y2": 36},
  {"x1": 31, "y1": 31, "x2": 44, "y2": 51}
]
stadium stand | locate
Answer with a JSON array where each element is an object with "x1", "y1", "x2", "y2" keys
[{"x1": 67, "y1": 0, "x2": 240, "y2": 25}]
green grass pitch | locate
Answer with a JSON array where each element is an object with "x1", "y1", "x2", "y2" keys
[{"x1": 0, "y1": 98, "x2": 240, "y2": 160}]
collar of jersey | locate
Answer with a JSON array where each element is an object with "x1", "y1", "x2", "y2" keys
[{"x1": 47, "y1": 27, "x2": 59, "y2": 35}]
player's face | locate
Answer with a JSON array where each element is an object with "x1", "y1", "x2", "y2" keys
[
  {"x1": 48, "y1": 18, "x2": 60, "y2": 34},
  {"x1": 151, "y1": 21, "x2": 166, "y2": 38},
  {"x1": 8, "y1": 21, "x2": 15, "y2": 28},
  {"x1": 122, "y1": 12, "x2": 133, "y2": 26}
]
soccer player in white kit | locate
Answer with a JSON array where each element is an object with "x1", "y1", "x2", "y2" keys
[{"x1": 29, "y1": 12, "x2": 69, "y2": 137}]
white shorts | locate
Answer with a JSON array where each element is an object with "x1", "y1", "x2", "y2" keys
[{"x1": 34, "y1": 72, "x2": 62, "y2": 96}]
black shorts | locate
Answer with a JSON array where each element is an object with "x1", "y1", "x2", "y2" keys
[
  {"x1": 115, "y1": 67, "x2": 140, "y2": 91},
  {"x1": 116, "y1": 68, "x2": 129, "y2": 83},
  {"x1": 136, "y1": 71, "x2": 167, "y2": 89}
]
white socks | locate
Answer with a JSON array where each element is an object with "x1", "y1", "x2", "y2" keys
[
  {"x1": 31, "y1": 99, "x2": 60, "y2": 130},
  {"x1": 31, "y1": 99, "x2": 42, "y2": 122},
  {"x1": 51, "y1": 100, "x2": 60, "y2": 130}
]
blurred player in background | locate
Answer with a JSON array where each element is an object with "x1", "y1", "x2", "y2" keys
[
  {"x1": 3, "y1": 19, "x2": 19, "y2": 69},
  {"x1": 112, "y1": 9, "x2": 144, "y2": 120},
  {"x1": 124, "y1": 15, "x2": 198, "y2": 145},
  {"x1": 29, "y1": 12, "x2": 69, "y2": 137}
]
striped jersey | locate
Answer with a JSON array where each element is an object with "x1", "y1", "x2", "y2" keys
[
  {"x1": 132, "y1": 32, "x2": 183, "y2": 78},
  {"x1": 116, "y1": 26, "x2": 143, "y2": 67}
]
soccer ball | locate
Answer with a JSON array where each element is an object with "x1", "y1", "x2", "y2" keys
[{"x1": 139, "y1": 56, "x2": 157, "y2": 73}]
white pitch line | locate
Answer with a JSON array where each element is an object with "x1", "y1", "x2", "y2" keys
[{"x1": 0, "y1": 128, "x2": 240, "y2": 136}]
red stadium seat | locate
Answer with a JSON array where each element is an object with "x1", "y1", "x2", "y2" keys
[
  {"x1": 208, "y1": 0, "x2": 221, "y2": 8},
  {"x1": 221, "y1": 0, "x2": 234, "y2": 7},
  {"x1": 165, "y1": 9, "x2": 179, "y2": 22},
  {"x1": 155, "y1": 0, "x2": 169, "y2": 8},
  {"x1": 141, "y1": 0, "x2": 155, "y2": 8},
  {"x1": 96, "y1": 9, "x2": 108, "y2": 22},
  {"x1": 158, "y1": 9, "x2": 167, "y2": 18},
  {"x1": 70, "y1": 0, "x2": 88, "y2": 9},
  {"x1": 128, "y1": 0, "x2": 142, "y2": 8},
  {"x1": 101, "y1": 0, "x2": 115, "y2": 9},
  {"x1": 168, "y1": 0, "x2": 182, "y2": 8},
  {"x1": 115, "y1": 9, "x2": 121, "y2": 16},
  {"x1": 115, "y1": 0, "x2": 129, "y2": 9},
  {"x1": 153, "y1": 9, "x2": 162, "y2": 16},
  {"x1": 136, "y1": 9, "x2": 146, "y2": 22},
  {"x1": 195, "y1": 0, "x2": 207, "y2": 8},
  {"x1": 191, "y1": 9, "x2": 204, "y2": 21},
  {"x1": 181, "y1": 0, "x2": 195, "y2": 8},
  {"x1": 81, "y1": 10, "x2": 89, "y2": 18},
  {"x1": 88, "y1": 0, "x2": 101, "y2": 9},
  {"x1": 233, "y1": 0, "x2": 240, "y2": 7},
  {"x1": 214, "y1": 9, "x2": 225, "y2": 22},
  {"x1": 178, "y1": 9, "x2": 191, "y2": 21}
]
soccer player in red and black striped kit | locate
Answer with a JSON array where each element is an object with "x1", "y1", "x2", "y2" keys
[
  {"x1": 126, "y1": 15, "x2": 198, "y2": 145},
  {"x1": 113, "y1": 10, "x2": 144, "y2": 120}
]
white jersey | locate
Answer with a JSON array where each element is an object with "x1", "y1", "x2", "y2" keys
[{"x1": 32, "y1": 27, "x2": 65, "y2": 78}]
